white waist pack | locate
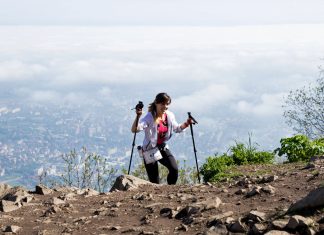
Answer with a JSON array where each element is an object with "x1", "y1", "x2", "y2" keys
[{"x1": 142, "y1": 147, "x2": 163, "y2": 164}]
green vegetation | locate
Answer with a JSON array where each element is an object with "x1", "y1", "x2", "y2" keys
[
  {"x1": 200, "y1": 134, "x2": 275, "y2": 183},
  {"x1": 201, "y1": 134, "x2": 324, "y2": 183},
  {"x1": 40, "y1": 147, "x2": 116, "y2": 193},
  {"x1": 37, "y1": 133, "x2": 323, "y2": 191},
  {"x1": 275, "y1": 135, "x2": 324, "y2": 162}
]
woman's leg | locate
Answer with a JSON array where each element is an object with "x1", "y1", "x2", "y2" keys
[
  {"x1": 158, "y1": 148, "x2": 178, "y2": 185},
  {"x1": 144, "y1": 160, "x2": 159, "y2": 184}
]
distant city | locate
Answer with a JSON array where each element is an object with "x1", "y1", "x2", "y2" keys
[{"x1": 0, "y1": 101, "x2": 289, "y2": 189}]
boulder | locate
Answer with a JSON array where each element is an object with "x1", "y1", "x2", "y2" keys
[
  {"x1": 2, "y1": 187, "x2": 32, "y2": 203},
  {"x1": 35, "y1": 184, "x2": 53, "y2": 195},
  {"x1": 192, "y1": 197, "x2": 222, "y2": 211},
  {"x1": 0, "y1": 200, "x2": 21, "y2": 212},
  {"x1": 287, "y1": 186, "x2": 324, "y2": 214},
  {"x1": 0, "y1": 183, "x2": 12, "y2": 198},
  {"x1": 109, "y1": 175, "x2": 153, "y2": 192}
]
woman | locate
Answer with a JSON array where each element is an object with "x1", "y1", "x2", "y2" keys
[{"x1": 131, "y1": 92, "x2": 192, "y2": 185}]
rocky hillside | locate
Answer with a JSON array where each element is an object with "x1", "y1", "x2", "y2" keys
[{"x1": 1, "y1": 157, "x2": 324, "y2": 235}]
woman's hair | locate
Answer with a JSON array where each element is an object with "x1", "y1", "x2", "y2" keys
[{"x1": 148, "y1": 92, "x2": 171, "y2": 120}]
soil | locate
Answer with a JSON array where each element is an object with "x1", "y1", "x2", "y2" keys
[{"x1": 1, "y1": 162, "x2": 324, "y2": 235}]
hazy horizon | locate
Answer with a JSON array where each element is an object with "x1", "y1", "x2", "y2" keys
[{"x1": 1, "y1": 1, "x2": 324, "y2": 187}]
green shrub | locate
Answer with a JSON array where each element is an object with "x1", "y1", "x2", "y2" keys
[
  {"x1": 200, "y1": 154, "x2": 234, "y2": 182},
  {"x1": 200, "y1": 134, "x2": 275, "y2": 183},
  {"x1": 275, "y1": 135, "x2": 324, "y2": 162},
  {"x1": 231, "y1": 143, "x2": 274, "y2": 165}
]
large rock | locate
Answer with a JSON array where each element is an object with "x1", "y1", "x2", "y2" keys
[
  {"x1": 192, "y1": 197, "x2": 222, "y2": 211},
  {"x1": 109, "y1": 175, "x2": 153, "y2": 192},
  {"x1": 287, "y1": 186, "x2": 324, "y2": 214},
  {"x1": 2, "y1": 187, "x2": 32, "y2": 203},
  {"x1": 0, "y1": 183, "x2": 12, "y2": 198},
  {"x1": 0, "y1": 200, "x2": 21, "y2": 212},
  {"x1": 35, "y1": 184, "x2": 53, "y2": 195}
]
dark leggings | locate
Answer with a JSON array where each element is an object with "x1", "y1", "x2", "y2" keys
[{"x1": 144, "y1": 146, "x2": 178, "y2": 185}]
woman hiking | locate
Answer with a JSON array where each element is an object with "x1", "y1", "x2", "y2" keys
[{"x1": 131, "y1": 92, "x2": 193, "y2": 185}]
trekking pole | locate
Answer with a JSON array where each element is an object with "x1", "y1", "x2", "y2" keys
[
  {"x1": 187, "y1": 112, "x2": 201, "y2": 183},
  {"x1": 128, "y1": 101, "x2": 143, "y2": 175}
]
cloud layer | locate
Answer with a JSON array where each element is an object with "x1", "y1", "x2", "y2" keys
[{"x1": 0, "y1": 24, "x2": 323, "y2": 149}]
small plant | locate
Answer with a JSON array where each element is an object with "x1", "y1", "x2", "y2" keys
[
  {"x1": 200, "y1": 134, "x2": 275, "y2": 183},
  {"x1": 231, "y1": 133, "x2": 275, "y2": 165}
]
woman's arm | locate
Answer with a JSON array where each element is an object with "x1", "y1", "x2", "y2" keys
[
  {"x1": 131, "y1": 108, "x2": 143, "y2": 133},
  {"x1": 180, "y1": 119, "x2": 192, "y2": 130}
]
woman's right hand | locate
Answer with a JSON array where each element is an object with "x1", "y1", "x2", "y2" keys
[{"x1": 135, "y1": 107, "x2": 143, "y2": 117}]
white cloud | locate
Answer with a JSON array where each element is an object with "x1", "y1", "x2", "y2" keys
[
  {"x1": 0, "y1": 107, "x2": 10, "y2": 114},
  {"x1": 12, "y1": 108, "x2": 21, "y2": 114},
  {"x1": 0, "y1": 60, "x2": 47, "y2": 82},
  {"x1": 1, "y1": 25, "x2": 323, "y2": 91},
  {"x1": 30, "y1": 90, "x2": 60, "y2": 102},
  {"x1": 172, "y1": 84, "x2": 242, "y2": 113},
  {"x1": 236, "y1": 93, "x2": 286, "y2": 117}
]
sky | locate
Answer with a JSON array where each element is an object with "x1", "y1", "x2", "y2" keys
[
  {"x1": 1, "y1": 0, "x2": 324, "y2": 26},
  {"x1": 1, "y1": 0, "x2": 324, "y2": 151}
]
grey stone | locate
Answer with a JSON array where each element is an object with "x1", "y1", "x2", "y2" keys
[
  {"x1": 0, "y1": 200, "x2": 21, "y2": 212},
  {"x1": 174, "y1": 223, "x2": 189, "y2": 232},
  {"x1": 237, "y1": 178, "x2": 251, "y2": 186},
  {"x1": 207, "y1": 211, "x2": 234, "y2": 227},
  {"x1": 270, "y1": 219, "x2": 289, "y2": 230},
  {"x1": 247, "y1": 210, "x2": 267, "y2": 222},
  {"x1": 204, "y1": 224, "x2": 228, "y2": 235},
  {"x1": 192, "y1": 197, "x2": 222, "y2": 211},
  {"x1": 235, "y1": 189, "x2": 247, "y2": 195},
  {"x1": 260, "y1": 175, "x2": 279, "y2": 183},
  {"x1": 288, "y1": 186, "x2": 324, "y2": 213},
  {"x1": 0, "y1": 183, "x2": 12, "y2": 198},
  {"x1": 175, "y1": 206, "x2": 201, "y2": 220},
  {"x1": 4, "y1": 225, "x2": 22, "y2": 233},
  {"x1": 109, "y1": 175, "x2": 153, "y2": 192},
  {"x1": 227, "y1": 218, "x2": 247, "y2": 233},
  {"x1": 264, "y1": 231, "x2": 291, "y2": 235},
  {"x1": 35, "y1": 185, "x2": 52, "y2": 195},
  {"x1": 52, "y1": 197, "x2": 66, "y2": 205},
  {"x1": 262, "y1": 185, "x2": 276, "y2": 194},
  {"x1": 246, "y1": 186, "x2": 262, "y2": 197},
  {"x1": 160, "y1": 208, "x2": 174, "y2": 218},
  {"x1": 286, "y1": 215, "x2": 314, "y2": 230},
  {"x1": 251, "y1": 223, "x2": 267, "y2": 235},
  {"x1": 82, "y1": 188, "x2": 100, "y2": 197}
]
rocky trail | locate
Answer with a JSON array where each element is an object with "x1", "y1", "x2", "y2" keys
[{"x1": 1, "y1": 157, "x2": 324, "y2": 235}]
